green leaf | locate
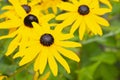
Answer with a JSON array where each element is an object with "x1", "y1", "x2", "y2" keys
[
  {"x1": 94, "y1": 64, "x2": 119, "y2": 80},
  {"x1": 77, "y1": 61, "x2": 101, "y2": 80},
  {"x1": 13, "y1": 70, "x2": 33, "y2": 80},
  {"x1": 91, "y1": 52, "x2": 117, "y2": 64}
]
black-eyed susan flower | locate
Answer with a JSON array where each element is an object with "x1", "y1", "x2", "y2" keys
[
  {"x1": 0, "y1": 0, "x2": 42, "y2": 19},
  {"x1": 56, "y1": 0, "x2": 111, "y2": 40},
  {"x1": 40, "y1": 0, "x2": 69, "y2": 14},
  {"x1": 14, "y1": 22, "x2": 81, "y2": 76},
  {"x1": 0, "y1": 0, "x2": 54, "y2": 56}
]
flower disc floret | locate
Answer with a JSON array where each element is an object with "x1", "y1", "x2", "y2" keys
[
  {"x1": 78, "y1": 5, "x2": 90, "y2": 15},
  {"x1": 40, "y1": 33, "x2": 54, "y2": 46},
  {"x1": 24, "y1": 14, "x2": 39, "y2": 28},
  {"x1": 62, "y1": 0, "x2": 68, "y2": 2},
  {"x1": 22, "y1": 5, "x2": 31, "y2": 13}
]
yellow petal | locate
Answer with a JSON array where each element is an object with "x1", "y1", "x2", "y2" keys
[
  {"x1": 32, "y1": 22, "x2": 43, "y2": 34},
  {"x1": 0, "y1": 13, "x2": 5, "y2": 19},
  {"x1": 89, "y1": 0, "x2": 99, "y2": 8},
  {"x1": 56, "y1": 13, "x2": 77, "y2": 32},
  {"x1": 34, "y1": 49, "x2": 47, "y2": 74},
  {"x1": 31, "y1": 6, "x2": 41, "y2": 17},
  {"x1": 0, "y1": 20, "x2": 21, "y2": 29},
  {"x1": 0, "y1": 76, "x2": 7, "y2": 80},
  {"x1": 13, "y1": 52, "x2": 24, "y2": 58},
  {"x1": 93, "y1": 8, "x2": 111, "y2": 15},
  {"x1": 91, "y1": 18, "x2": 103, "y2": 36},
  {"x1": 85, "y1": 16, "x2": 97, "y2": 35},
  {"x1": 100, "y1": 0, "x2": 112, "y2": 9},
  {"x1": 54, "y1": 33, "x2": 74, "y2": 40},
  {"x1": 19, "y1": 46, "x2": 40, "y2": 66},
  {"x1": 40, "y1": 14, "x2": 55, "y2": 23},
  {"x1": 52, "y1": 6, "x2": 57, "y2": 14},
  {"x1": 5, "y1": 35, "x2": 21, "y2": 56},
  {"x1": 93, "y1": 15, "x2": 110, "y2": 26},
  {"x1": 34, "y1": 54, "x2": 41, "y2": 71},
  {"x1": 79, "y1": 0, "x2": 92, "y2": 4},
  {"x1": 58, "y1": 2, "x2": 77, "y2": 11},
  {"x1": 0, "y1": 30, "x2": 18, "y2": 40},
  {"x1": 56, "y1": 12, "x2": 71, "y2": 20},
  {"x1": 33, "y1": 71, "x2": 39, "y2": 80},
  {"x1": 56, "y1": 46, "x2": 80, "y2": 62},
  {"x1": 2, "y1": 5, "x2": 13, "y2": 10},
  {"x1": 51, "y1": 47, "x2": 70, "y2": 73},
  {"x1": 20, "y1": 0, "x2": 27, "y2": 4},
  {"x1": 79, "y1": 22, "x2": 86, "y2": 40},
  {"x1": 39, "y1": 72, "x2": 50, "y2": 80},
  {"x1": 9, "y1": 0, "x2": 26, "y2": 18},
  {"x1": 57, "y1": 41, "x2": 81, "y2": 47},
  {"x1": 49, "y1": 23, "x2": 57, "y2": 27},
  {"x1": 71, "y1": 0, "x2": 79, "y2": 5},
  {"x1": 29, "y1": 0, "x2": 41, "y2": 6},
  {"x1": 19, "y1": 35, "x2": 29, "y2": 51},
  {"x1": 9, "y1": 28, "x2": 17, "y2": 34},
  {"x1": 0, "y1": 11, "x2": 18, "y2": 19},
  {"x1": 70, "y1": 16, "x2": 82, "y2": 33},
  {"x1": 85, "y1": 15, "x2": 103, "y2": 35},
  {"x1": 48, "y1": 49, "x2": 58, "y2": 76}
]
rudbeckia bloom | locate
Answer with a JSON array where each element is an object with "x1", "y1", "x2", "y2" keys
[
  {"x1": 0, "y1": 0, "x2": 42, "y2": 19},
  {"x1": 40, "y1": 0, "x2": 69, "y2": 14},
  {"x1": 56, "y1": 0, "x2": 111, "y2": 40},
  {"x1": 0, "y1": 0, "x2": 54, "y2": 56},
  {"x1": 14, "y1": 22, "x2": 81, "y2": 76}
]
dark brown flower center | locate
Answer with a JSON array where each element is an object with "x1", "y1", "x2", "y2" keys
[
  {"x1": 22, "y1": 5, "x2": 31, "y2": 13},
  {"x1": 40, "y1": 34, "x2": 54, "y2": 46},
  {"x1": 62, "y1": 0, "x2": 68, "y2": 2},
  {"x1": 24, "y1": 14, "x2": 39, "y2": 28},
  {"x1": 78, "y1": 5, "x2": 90, "y2": 15}
]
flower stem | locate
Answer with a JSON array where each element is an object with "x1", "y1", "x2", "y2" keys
[
  {"x1": 82, "y1": 28, "x2": 120, "y2": 45},
  {"x1": 6, "y1": 63, "x2": 31, "y2": 80}
]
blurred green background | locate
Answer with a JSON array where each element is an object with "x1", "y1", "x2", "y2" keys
[{"x1": 0, "y1": 0, "x2": 120, "y2": 80}]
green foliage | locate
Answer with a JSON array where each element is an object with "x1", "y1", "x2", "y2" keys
[{"x1": 0, "y1": 0, "x2": 120, "y2": 80}]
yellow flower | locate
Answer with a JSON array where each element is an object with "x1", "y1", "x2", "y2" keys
[
  {"x1": 0, "y1": 0, "x2": 41, "y2": 19},
  {"x1": 40, "y1": 0, "x2": 69, "y2": 14},
  {"x1": 56, "y1": 0, "x2": 111, "y2": 40},
  {"x1": 0, "y1": 0, "x2": 54, "y2": 56},
  {"x1": 15, "y1": 22, "x2": 81, "y2": 76}
]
